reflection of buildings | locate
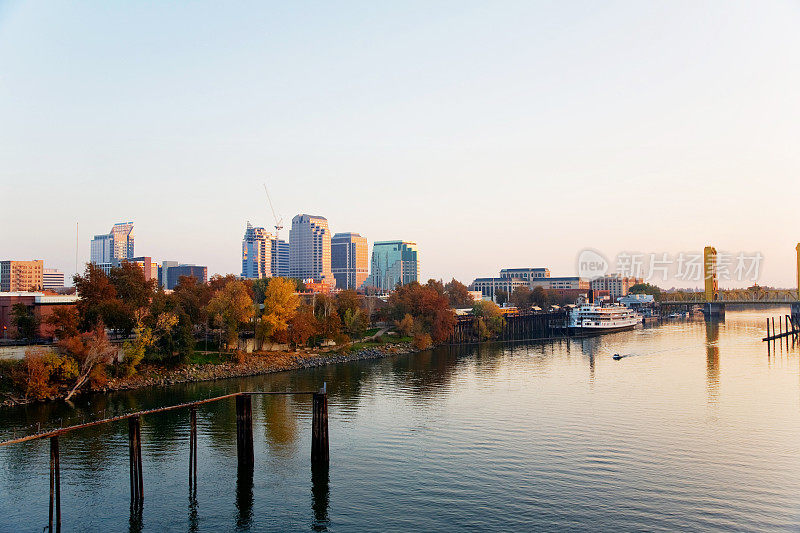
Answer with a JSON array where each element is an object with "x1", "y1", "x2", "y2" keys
[{"x1": 705, "y1": 321, "x2": 720, "y2": 403}]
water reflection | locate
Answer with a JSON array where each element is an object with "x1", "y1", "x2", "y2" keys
[
  {"x1": 235, "y1": 462, "x2": 254, "y2": 531},
  {"x1": 128, "y1": 501, "x2": 143, "y2": 533},
  {"x1": 311, "y1": 463, "x2": 330, "y2": 531},
  {"x1": 262, "y1": 394, "x2": 299, "y2": 456},
  {"x1": 705, "y1": 320, "x2": 721, "y2": 404}
]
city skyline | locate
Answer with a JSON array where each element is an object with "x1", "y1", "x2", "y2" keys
[{"x1": 2, "y1": 2, "x2": 800, "y2": 287}]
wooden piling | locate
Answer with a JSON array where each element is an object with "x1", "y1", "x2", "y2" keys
[
  {"x1": 189, "y1": 406, "x2": 197, "y2": 487},
  {"x1": 767, "y1": 318, "x2": 770, "y2": 339},
  {"x1": 311, "y1": 390, "x2": 329, "y2": 465},
  {"x1": 49, "y1": 435, "x2": 61, "y2": 532},
  {"x1": 235, "y1": 395, "x2": 253, "y2": 467},
  {"x1": 128, "y1": 416, "x2": 143, "y2": 503}
]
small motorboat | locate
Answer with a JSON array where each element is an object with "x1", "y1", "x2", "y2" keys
[{"x1": 612, "y1": 353, "x2": 622, "y2": 360}]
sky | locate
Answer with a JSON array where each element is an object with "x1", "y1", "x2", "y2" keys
[{"x1": 1, "y1": 1, "x2": 799, "y2": 289}]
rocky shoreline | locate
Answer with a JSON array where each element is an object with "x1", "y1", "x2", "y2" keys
[{"x1": 1, "y1": 342, "x2": 418, "y2": 408}]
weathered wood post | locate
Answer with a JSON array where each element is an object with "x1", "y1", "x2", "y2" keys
[
  {"x1": 128, "y1": 416, "x2": 143, "y2": 503},
  {"x1": 767, "y1": 318, "x2": 770, "y2": 339},
  {"x1": 312, "y1": 384, "x2": 329, "y2": 465},
  {"x1": 49, "y1": 435, "x2": 61, "y2": 532},
  {"x1": 235, "y1": 394, "x2": 254, "y2": 466},
  {"x1": 189, "y1": 406, "x2": 197, "y2": 487}
]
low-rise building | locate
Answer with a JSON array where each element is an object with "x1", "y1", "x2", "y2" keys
[
  {"x1": 469, "y1": 277, "x2": 528, "y2": 302},
  {"x1": 0, "y1": 260, "x2": 44, "y2": 292},
  {"x1": 0, "y1": 292, "x2": 80, "y2": 340},
  {"x1": 530, "y1": 276, "x2": 590, "y2": 290},
  {"x1": 590, "y1": 275, "x2": 642, "y2": 300},
  {"x1": 42, "y1": 268, "x2": 65, "y2": 290},
  {"x1": 499, "y1": 267, "x2": 550, "y2": 281}
]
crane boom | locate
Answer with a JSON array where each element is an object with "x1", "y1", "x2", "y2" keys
[{"x1": 263, "y1": 183, "x2": 284, "y2": 233}]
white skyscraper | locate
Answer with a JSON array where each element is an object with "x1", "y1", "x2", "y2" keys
[
  {"x1": 289, "y1": 214, "x2": 334, "y2": 286},
  {"x1": 241, "y1": 222, "x2": 288, "y2": 279},
  {"x1": 90, "y1": 222, "x2": 134, "y2": 272}
]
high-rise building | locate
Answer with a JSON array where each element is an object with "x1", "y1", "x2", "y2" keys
[
  {"x1": 365, "y1": 241, "x2": 418, "y2": 292},
  {"x1": 42, "y1": 268, "x2": 65, "y2": 290},
  {"x1": 0, "y1": 260, "x2": 44, "y2": 292},
  {"x1": 91, "y1": 222, "x2": 134, "y2": 272},
  {"x1": 289, "y1": 214, "x2": 334, "y2": 286},
  {"x1": 241, "y1": 222, "x2": 289, "y2": 279},
  {"x1": 331, "y1": 233, "x2": 369, "y2": 290}
]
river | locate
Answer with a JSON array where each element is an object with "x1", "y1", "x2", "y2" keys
[{"x1": 1, "y1": 308, "x2": 799, "y2": 532}]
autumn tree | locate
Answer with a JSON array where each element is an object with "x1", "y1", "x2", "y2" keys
[
  {"x1": 73, "y1": 263, "x2": 117, "y2": 331},
  {"x1": 259, "y1": 277, "x2": 299, "y2": 345},
  {"x1": 472, "y1": 300, "x2": 505, "y2": 340},
  {"x1": 444, "y1": 278, "x2": 473, "y2": 308},
  {"x1": 46, "y1": 306, "x2": 79, "y2": 339},
  {"x1": 387, "y1": 281, "x2": 456, "y2": 343},
  {"x1": 288, "y1": 305, "x2": 317, "y2": 347},
  {"x1": 510, "y1": 286, "x2": 534, "y2": 310},
  {"x1": 206, "y1": 280, "x2": 255, "y2": 349},
  {"x1": 61, "y1": 327, "x2": 118, "y2": 401}
]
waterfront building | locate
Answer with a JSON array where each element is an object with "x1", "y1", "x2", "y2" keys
[
  {"x1": 530, "y1": 276, "x2": 590, "y2": 290},
  {"x1": 590, "y1": 275, "x2": 642, "y2": 300},
  {"x1": 331, "y1": 232, "x2": 369, "y2": 290},
  {"x1": 365, "y1": 240, "x2": 418, "y2": 292},
  {"x1": 500, "y1": 267, "x2": 550, "y2": 281},
  {"x1": 241, "y1": 222, "x2": 289, "y2": 279},
  {"x1": 289, "y1": 214, "x2": 334, "y2": 286},
  {"x1": 470, "y1": 277, "x2": 528, "y2": 302},
  {"x1": 159, "y1": 263, "x2": 208, "y2": 290},
  {"x1": 91, "y1": 222, "x2": 134, "y2": 273},
  {"x1": 0, "y1": 292, "x2": 79, "y2": 340},
  {"x1": 0, "y1": 260, "x2": 44, "y2": 292},
  {"x1": 42, "y1": 268, "x2": 65, "y2": 290}
]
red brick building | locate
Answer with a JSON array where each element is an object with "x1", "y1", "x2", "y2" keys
[{"x1": 0, "y1": 292, "x2": 79, "y2": 340}]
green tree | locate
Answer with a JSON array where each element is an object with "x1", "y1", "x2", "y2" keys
[
  {"x1": 472, "y1": 300, "x2": 505, "y2": 340},
  {"x1": 629, "y1": 283, "x2": 662, "y2": 301},
  {"x1": 11, "y1": 303, "x2": 37, "y2": 340}
]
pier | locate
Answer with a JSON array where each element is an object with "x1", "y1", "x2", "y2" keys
[{"x1": 0, "y1": 388, "x2": 330, "y2": 532}]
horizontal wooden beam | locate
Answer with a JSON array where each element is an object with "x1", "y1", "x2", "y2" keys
[{"x1": 1, "y1": 390, "x2": 318, "y2": 447}]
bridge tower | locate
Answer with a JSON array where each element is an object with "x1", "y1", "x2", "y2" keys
[
  {"x1": 794, "y1": 244, "x2": 800, "y2": 321},
  {"x1": 703, "y1": 246, "x2": 724, "y2": 319},
  {"x1": 703, "y1": 246, "x2": 718, "y2": 302}
]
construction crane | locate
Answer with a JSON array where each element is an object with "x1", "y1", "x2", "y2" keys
[{"x1": 263, "y1": 183, "x2": 284, "y2": 236}]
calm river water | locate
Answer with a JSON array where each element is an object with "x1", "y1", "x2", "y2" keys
[{"x1": 1, "y1": 308, "x2": 799, "y2": 532}]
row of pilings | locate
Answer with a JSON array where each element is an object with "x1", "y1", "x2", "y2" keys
[
  {"x1": 450, "y1": 310, "x2": 569, "y2": 344},
  {"x1": 0, "y1": 388, "x2": 330, "y2": 532}
]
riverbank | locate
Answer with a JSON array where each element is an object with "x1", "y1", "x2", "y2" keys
[{"x1": 0, "y1": 342, "x2": 419, "y2": 408}]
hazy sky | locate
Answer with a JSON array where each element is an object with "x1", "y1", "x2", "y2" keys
[{"x1": 2, "y1": 1, "x2": 799, "y2": 288}]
